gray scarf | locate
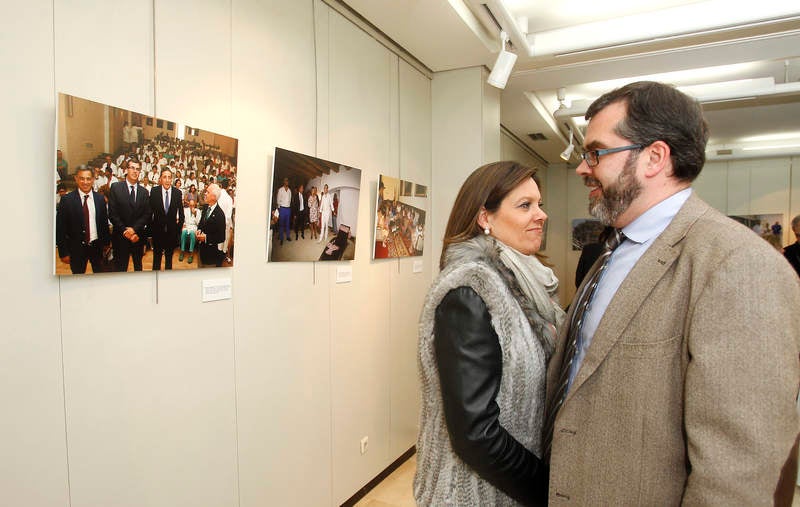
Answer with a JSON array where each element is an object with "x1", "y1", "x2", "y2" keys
[{"x1": 496, "y1": 239, "x2": 565, "y2": 354}]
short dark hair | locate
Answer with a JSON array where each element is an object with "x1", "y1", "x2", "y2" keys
[
  {"x1": 75, "y1": 164, "x2": 93, "y2": 177},
  {"x1": 586, "y1": 81, "x2": 709, "y2": 182},
  {"x1": 440, "y1": 161, "x2": 538, "y2": 269}
]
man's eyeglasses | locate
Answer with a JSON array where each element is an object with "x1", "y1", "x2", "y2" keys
[{"x1": 581, "y1": 144, "x2": 643, "y2": 167}]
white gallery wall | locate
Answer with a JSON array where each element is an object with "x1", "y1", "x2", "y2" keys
[{"x1": 1, "y1": 1, "x2": 431, "y2": 506}]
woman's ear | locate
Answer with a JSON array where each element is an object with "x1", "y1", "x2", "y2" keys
[{"x1": 477, "y1": 207, "x2": 490, "y2": 230}]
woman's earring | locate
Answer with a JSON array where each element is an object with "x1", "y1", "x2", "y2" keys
[{"x1": 484, "y1": 227, "x2": 490, "y2": 235}]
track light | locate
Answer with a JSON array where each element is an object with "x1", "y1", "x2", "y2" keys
[
  {"x1": 487, "y1": 31, "x2": 517, "y2": 89},
  {"x1": 560, "y1": 129, "x2": 575, "y2": 161}
]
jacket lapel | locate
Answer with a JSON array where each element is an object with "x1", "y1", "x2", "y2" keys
[{"x1": 564, "y1": 193, "x2": 708, "y2": 399}]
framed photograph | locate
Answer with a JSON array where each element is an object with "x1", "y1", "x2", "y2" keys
[
  {"x1": 729, "y1": 213, "x2": 784, "y2": 250},
  {"x1": 55, "y1": 92, "x2": 238, "y2": 275},
  {"x1": 267, "y1": 147, "x2": 363, "y2": 262},
  {"x1": 373, "y1": 174, "x2": 428, "y2": 259},
  {"x1": 571, "y1": 218, "x2": 605, "y2": 250}
]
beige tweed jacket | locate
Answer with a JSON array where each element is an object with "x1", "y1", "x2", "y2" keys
[{"x1": 546, "y1": 193, "x2": 800, "y2": 506}]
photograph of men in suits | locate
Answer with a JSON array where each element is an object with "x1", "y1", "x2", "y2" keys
[
  {"x1": 108, "y1": 157, "x2": 150, "y2": 272},
  {"x1": 196, "y1": 183, "x2": 226, "y2": 267},
  {"x1": 544, "y1": 81, "x2": 800, "y2": 504},
  {"x1": 55, "y1": 165, "x2": 111, "y2": 274},
  {"x1": 149, "y1": 167, "x2": 184, "y2": 270}
]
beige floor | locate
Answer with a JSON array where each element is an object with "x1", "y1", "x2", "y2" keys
[
  {"x1": 353, "y1": 456, "x2": 800, "y2": 506},
  {"x1": 354, "y1": 455, "x2": 416, "y2": 507}
]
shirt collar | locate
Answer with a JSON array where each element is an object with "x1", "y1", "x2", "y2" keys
[
  {"x1": 622, "y1": 188, "x2": 692, "y2": 245},
  {"x1": 78, "y1": 189, "x2": 92, "y2": 199}
]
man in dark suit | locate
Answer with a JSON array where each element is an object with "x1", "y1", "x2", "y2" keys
[
  {"x1": 108, "y1": 157, "x2": 150, "y2": 271},
  {"x1": 196, "y1": 183, "x2": 226, "y2": 267},
  {"x1": 56, "y1": 165, "x2": 111, "y2": 274},
  {"x1": 291, "y1": 183, "x2": 306, "y2": 240},
  {"x1": 783, "y1": 214, "x2": 800, "y2": 277},
  {"x1": 149, "y1": 167, "x2": 184, "y2": 270}
]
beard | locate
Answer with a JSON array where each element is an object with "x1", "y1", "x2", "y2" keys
[{"x1": 585, "y1": 152, "x2": 642, "y2": 225}]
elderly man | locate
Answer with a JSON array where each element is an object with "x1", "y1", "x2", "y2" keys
[
  {"x1": 196, "y1": 183, "x2": 226, "y2": 267},
  {"x1": 108, "y1": 157, "x2": 150, "y2": 271},
  {"x1": 544, "y1": 81, "x2": 800, "y2": 505},
  {"x1": 55, "y1": 165, "x2": 111, "y2": 274}
]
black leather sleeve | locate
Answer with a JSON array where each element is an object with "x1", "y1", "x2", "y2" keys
[{"x1": 434, "y1": 287, "x2": 548, "y2": 506}]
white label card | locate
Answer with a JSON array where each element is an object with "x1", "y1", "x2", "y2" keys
[{"x1": 202, "y1": 278, "x2": 232, "y2": 302}]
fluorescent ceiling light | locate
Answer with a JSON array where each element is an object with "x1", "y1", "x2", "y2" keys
[
  {"x1": 678, "y1": 77, "x2": 775, "y2": 98},
  {"x1": 742, "y1": 143, "x2": 800, "y2": 151},
  {"x1": 522, "y1": 1, "x2": 800, "y2": 57},
  {"x1": 740, "y1": 132, "x2": 800, "y2": 143}
]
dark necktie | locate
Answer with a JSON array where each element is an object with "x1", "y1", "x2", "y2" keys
[
  {"x1": 82, "y1": 194, "x2": 91, "y2": 243},
  {"x1": 164, "y1": 188, "x2": 170, "y2": 213},
  {"x1": 542, "y1": 228, "x2": 624, "y2": 459},
  {"x1": 129, "y1": 185, "x2": 135, "y2": 204}
]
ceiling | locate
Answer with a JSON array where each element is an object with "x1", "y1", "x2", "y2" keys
[{"x1": 344, "y1": 0, "x2": 800, "y2": 165}]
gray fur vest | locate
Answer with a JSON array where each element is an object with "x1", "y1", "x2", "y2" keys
[{"x1": 414, "y1": 236, "x2": 551, "y2": 506}]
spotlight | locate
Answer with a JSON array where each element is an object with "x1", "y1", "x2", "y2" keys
[
  {"x1": 560, "y1": 129, "x2": 575, "y2": 161},
  {"x1": 487, "y1": 31, "x2": 517, "y2": 89}
]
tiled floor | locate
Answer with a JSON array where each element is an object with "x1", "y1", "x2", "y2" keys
[
  {"x1": 353, "y1": 455, "x2": 800, "y2": 506},
  {"x1": 354, "y1": 454, "x2": 416, "y2": 507}
]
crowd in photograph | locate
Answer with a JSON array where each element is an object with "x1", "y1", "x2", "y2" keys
[
  {"x1": 56, "y1": 133, "x2": 237, "y2": 274},
  {"x1": 374, "y1": 199, "x2": 424, "y2": 258}
]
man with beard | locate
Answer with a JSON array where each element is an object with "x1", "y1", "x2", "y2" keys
[{"x1": 543, "y1": 81, "x2": 800, "y2": 505}]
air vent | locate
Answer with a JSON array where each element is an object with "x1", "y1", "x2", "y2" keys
[
  {"x1": 528, "y1": 133, "x2": 548, "y2": 141},
  {"x1": 716, "y1": 148, "x2": 733, "y2": 155}
]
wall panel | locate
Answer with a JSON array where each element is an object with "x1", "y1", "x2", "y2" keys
[
  {"x1": 325, "y1": 9, "x2": 395, "y2": 504},
  {"x1": 0, "y1": 1, "x2": 69, "y2": 506},
  {"x1": 231, "y1": 1, "x2": 328, "y2": 506}
]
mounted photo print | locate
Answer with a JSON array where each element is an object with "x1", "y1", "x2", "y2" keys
[
  {"x1": 373, "y1": 174, "x2": 427, "y2": 259},
  {"x1": 267, "y1": 147, "x2": 362, "y2": 262},
  {"x1": 729, "y1": 213, "x2": 784, "y2": 251},
  {"x1": 571, "y1": 218, "x2": 605, "y2": 251},
  {"x1": 54, "y1": 93, "x2": 238, "y2": 275}
]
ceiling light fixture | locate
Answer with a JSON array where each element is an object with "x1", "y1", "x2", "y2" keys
[
  {"x1": 487, "y1": 31, "x2": 517, "y2": 89},
  {"x1": 481, "y1": 0, "x2": 800, "y2": 58},
  {"x1": 560, "y1": 128, "x2": 575, "y2": 161}
]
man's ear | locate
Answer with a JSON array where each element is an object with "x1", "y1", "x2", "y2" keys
[{"x1": 644, "y1": 140, "x2": 671, "y2": 178}]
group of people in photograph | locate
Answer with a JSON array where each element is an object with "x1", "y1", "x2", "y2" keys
[
  {"x1": 374, "y1": 199, "x2": 424, "y2": 257},
  {"x1": 414, "y1": 81, "x2": 800, "y2": 506},
  {"x1": 271, "y1": 179, "x2": 338, "y2": 246},
  {"x1": 56, "y1": 133, "x2": 236, "y2": 274}
]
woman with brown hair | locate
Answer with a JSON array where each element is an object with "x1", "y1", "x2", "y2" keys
[{"x1": 414, "y1": 161, "x2": 561, "y2": 506}]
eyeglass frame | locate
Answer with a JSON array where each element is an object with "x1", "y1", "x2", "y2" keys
[{"x1": 581, "y1": 144, "x2": 643, "y2": 167}]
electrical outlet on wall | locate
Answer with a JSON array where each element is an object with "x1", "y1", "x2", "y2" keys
[{"x1": 360, "y1": 436, "x2": 369, "y2": 455}]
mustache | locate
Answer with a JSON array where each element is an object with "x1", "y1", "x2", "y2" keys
[{"x1": 583, "y1": 175, "x2": 601, "y2": 188}]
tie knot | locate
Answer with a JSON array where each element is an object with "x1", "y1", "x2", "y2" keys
[{"x1": 603, "y1": 228, "x2": 625, "y2": 252}]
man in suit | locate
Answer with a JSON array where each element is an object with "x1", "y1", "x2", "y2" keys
[
  {"x1": 545, "y1": 81, "x2": 800, "y2": 505},
  {"x1": 56, "y1": 165, "x2": 111, "y2": 274},
  {"x1": 149, "y1": 167, "x2": 184, "y2": 270},
  {"x1": 196, "y1": 183, "x2": 226, "y2": 267},
  {"x1": 783, "y1": 215, "x2": 800, "y2": 277},
  {"x1": 291, "y1": 183, "x2": 306, "y2": 240},
  {"x1": 108, "y1": 157, "x2": 150, "y2": 272}
]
